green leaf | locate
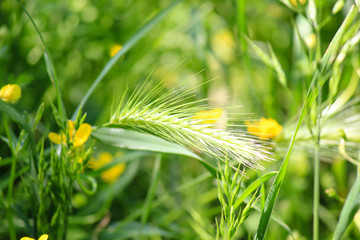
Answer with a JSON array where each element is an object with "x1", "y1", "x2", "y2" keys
[
  {"x1": 92, "y1": 127, "x2": 218, "y2": 175},
  {"x1": 140, "y1": 154, "x2": 162, "y2": 237},
  {"x1": 0, "y1": 100, "x2": 34, "y2": 145},
  {"x1": 245, "y1": 37, "x2": 273, "y2": 67},
  {"x1": 92, "y1": 127, "x2": 201, "y2": 159},
  {"x1": 307, "y1": 0, "x2": 318, "y2": 29},
  {"x1": 234, "y1": 171, "x2": 277, "y2": 210},
  {"x1": 268, "y1": 44, "x2": 287, "y2": 87},
  {"x1": 17, "y1": 0, "x2": 66, "y2": 119},
  {"x1": 332, "y1": 174, "x2": 360, "y2": 240}
]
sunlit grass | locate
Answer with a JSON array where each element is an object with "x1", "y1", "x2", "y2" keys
[{"x1": 1, "y1": 0, "x2": 360, "y2": 239}]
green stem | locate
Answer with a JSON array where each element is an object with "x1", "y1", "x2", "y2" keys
[
  {"x1": 139, "y1": 154, "x2": 162, "y2": 240},
  {"x1": 4, "y1": 115, "x2": 17, "y2": 240},
  {"x1": 6, "y1": 158, "x2": 17, "y2": 240},
  {"x1": 236, "y1": 0, "x2": 264, "y2": 114},
  {"x1": 17, "y1": 0, "x2": 65, "y2": 120},
  {"x1": 313, "y1": 81, "x2": 322, "y2": 240},
  {"x1": 313, "y1": 136, "x2": 320, "y2": 240}
]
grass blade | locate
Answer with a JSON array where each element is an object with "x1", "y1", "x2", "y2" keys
[
  {"x1": 92, "y1": 127, "x2": 218, "y2": 175},
  {"x1": 92, "y1": 127, "x2": 201, "y2": 160},
  {"x1": 234, "y1": 171, "x2": 277, "y2": 209},
  {"x1": 139, "y1": 154, "x2": 162, "y2": 239},
  {"x1": 255, "y1": 6, "x2": 358, "y2": 240},
  {"x1": 0, "y1": 100, "x2": 34, "y2": 145},
  {"x1": 72, "y1": 0, "x2": 183, "y2": 120},
  {"x1": 332, "y1": 173, "x2": 360, "y2": 240},
  {"x1": 17, "y1": 0, "x2": 66, "y2": 120}
]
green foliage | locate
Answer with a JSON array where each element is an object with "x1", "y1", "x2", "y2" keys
[
  {"x1": 1, "y1": 0, "x2": 360, "y2": 239},
  {"x1": 216, "y1": 159, "x2": 258, "y2": 240}
]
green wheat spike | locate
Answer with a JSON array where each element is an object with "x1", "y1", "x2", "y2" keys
[{"x1": 109, "y1": 80, "x2": 273, "y2": 170}]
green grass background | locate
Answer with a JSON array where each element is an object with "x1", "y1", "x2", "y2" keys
[{"x1": 1, "y1": 0, "x2": 360, "y2": 239}]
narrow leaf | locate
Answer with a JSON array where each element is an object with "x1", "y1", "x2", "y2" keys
[
  {"x1": 332, "y1": 175, "x2": 360, "y2": 240},
  {"x1": 140, "y1": 155, "x2": 162, "y2": 233},
  {"x1": 17, "y1": 0, "x2": 66, "y2": 119},
  {"x1": 234, "y1": 171, "x2": 277, "y2": 209},
  {"x1": 92, "y1": 127, "x2": 217, "y2": 175},
  {"x1": 0, "y1": 100, "x2": 34, "y2": 145},
  {"x1": 268, "y1": 44, "x2": 287, "y2": 87},
  {"x1": 92, "y1": 127, "x2": 201, "y2": 159},
  {"x1": 245, "y1": 37, "x2": 273, "y2": 67}
]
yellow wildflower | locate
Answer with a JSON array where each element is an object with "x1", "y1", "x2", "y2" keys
[
  {"x1": 290, "y1": 0, "x2": 307, "y2": 7},
  {"x1": 110, "y1": 44, "x2": 122, "y2": 57},
  {"x1": 20, "y1": 234, "x2": 49, "y2": 240},
  {"x1": 48, "y1": 120, "x2": 92, "y2": 147},
  {"x1": 305, "y1": 33, "x2": 316, "y2": 49},
  {"x1": 193, "y1": 108, "x2": 225, "y2": 125},
  {"x1": 0, "y1": 84, "x2": 21, "y2": 103},
  {"x1": 90, "y1": 152, "x2": 126, "y2": 183},
  {"x1": 245, "y1": 117, "x2": 283, "y2": 139}
]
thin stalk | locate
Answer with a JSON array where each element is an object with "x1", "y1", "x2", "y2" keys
[
  {"x1": 4, "y1": 115, "x2": 17, "y2": 240},
  {"x1": 236, "y1": 0, "x2": 264, "y2": 114},
  {"x1": 313, "y1": 84, "x2": 322, "y2": 240},
  {"x1": 313, "y1": 136, "x2": 320, "y2": 240},
  {"x1": 17, "y1": 0, "x2": 65, "y2": 120},
  {"x1": 139, "y1": 154, "x2": 162, "y2": 240}
]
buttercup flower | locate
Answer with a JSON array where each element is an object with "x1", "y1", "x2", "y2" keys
[
  {"x1": 0, "y1": 84, "x2": 21, "y2": 103},
  {"x1": 110, "y1": 44, "x2": 122, "y2": 57},
  {"x1": 245, "y1": 117, "x2": 283, "y2": 139},
  {"x1": 20, "y1": 234, "x2": 48, "y2": 240},
  {"x1": 90, "y1": 151, "x2": 126, "y2": 183},
  {"x1": 48, "y1": 120, "x2": 92, "y2": 147},
  {"x1": 193, "y1": 108, "x2": 225, "y2": 125}
]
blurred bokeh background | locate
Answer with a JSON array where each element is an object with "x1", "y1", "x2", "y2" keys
[{"x1": 1, "y1": 0, "x2": 359, "y2": 239}]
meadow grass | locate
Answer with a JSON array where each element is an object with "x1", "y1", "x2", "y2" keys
[{"x1": 1, "y1": 0, "x2": 360, "y2": 239}]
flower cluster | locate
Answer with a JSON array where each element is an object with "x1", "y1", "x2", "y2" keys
[
  {"x1": 20, "y1": 234, "x2": 48, "y2": 240},
  {"x1": 48, "y1": 120, "x2": 92, "y2": 147}
]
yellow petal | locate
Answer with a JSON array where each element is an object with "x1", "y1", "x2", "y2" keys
[
  {"x1": 38, "y1": 234, "x2": 49, "y2": 240},
  {"x1": 67, "y1": 120, "x2": 75, "y2": 142},
  {"x1": 48, "y1": 132, "x2": 63, "y2": 144},
  {"x1": 73, "y1": 123, "x2": 92, "y2": 147},
  {"x1": 89, "y1": 152, "x2": 112, "y2": 169},
  {"x1": 20, "y1": 237, "x2": 35, "y2": 240},
  {"x1": 98, "y1": 152, "x2": 113, "y2": 165},
  {"x1": 110, "y1": 44, "x2": 122, "y2": 57},
  {"x1": 0, "y1": 84, "x2": 21, "y2": 103},
  {"x1": 246, "y1": 118, "x2": 282, "y2": 139},
  {"x1": 193, "y1": 108, "x2": 224, "y2": 124},
  {"x1": 101, "y1": 163, "x2": 126, "y2": 183}
]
